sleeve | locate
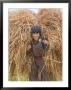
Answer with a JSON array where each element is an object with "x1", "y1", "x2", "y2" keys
[{"x1": 26, "y1": 44, "x2": 32, "y2": 57}]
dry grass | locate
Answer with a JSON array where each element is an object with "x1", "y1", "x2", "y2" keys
[{"x1": 8, "y1": 9, "x2": 62, "y2": 81}]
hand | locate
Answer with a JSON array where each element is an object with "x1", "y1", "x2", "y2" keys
[
  {"x1": 27, "y1": 45, "x2": 31, "y2": 50},
  {"x1": 42, "y1": 40, "x2": 48, "y2": 45}
]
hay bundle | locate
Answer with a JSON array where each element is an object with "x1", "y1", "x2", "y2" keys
[
  {"x1": 9, "y1": 9, "x2": 62, "y2": 81},
  {"x1": 38, "y1": 9, "x2": 62, "y2": 80},
  {"x1": 8, "y1": 9, "x2": 37, "y2": 80}
]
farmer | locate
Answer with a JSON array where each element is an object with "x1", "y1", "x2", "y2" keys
[{"x1": 26, "y1": 26, "x2": 48, "y2": 81}]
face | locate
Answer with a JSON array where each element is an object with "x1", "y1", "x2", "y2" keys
[{"x1": 32, "y1": 33, "x2": 40, "y2": 41}]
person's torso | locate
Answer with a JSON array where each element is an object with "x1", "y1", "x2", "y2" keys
[{"x1": 31, "y1": 41, "x2": 44, "y2": 57}]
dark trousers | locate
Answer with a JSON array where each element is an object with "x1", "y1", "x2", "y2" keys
[{"x1": 29, "y1": 57, "x2": 48, "y2": 81}]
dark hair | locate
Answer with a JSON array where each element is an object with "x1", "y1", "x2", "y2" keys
[{"x1": 31, "y1": 26, "x2": 41, "y2": 34}]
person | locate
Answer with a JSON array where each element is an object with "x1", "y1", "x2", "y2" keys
[{"x1": 26, "y1": 26, "x2": 48, "y2": 81}]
